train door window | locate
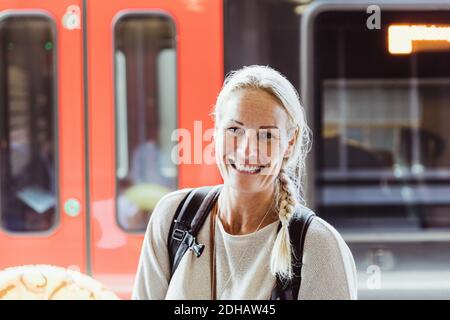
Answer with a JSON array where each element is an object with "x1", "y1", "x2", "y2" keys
[
  {"x1": 114, "y1": 14, "x2": 177, "y2": 232},
  {"x1": 313, "y1": 11, "x2": 450, "y2": 232},
  {"x1": 0, "y1": 15, "x2": 58, "y2": 232}
]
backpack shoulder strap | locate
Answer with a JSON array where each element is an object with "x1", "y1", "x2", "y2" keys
[
  {"x1": 271, "y1": 205, "x2": 316, "y2": 300},
  {"x1": 168, "y1": 185, "x2": 223, "y2": 277}
]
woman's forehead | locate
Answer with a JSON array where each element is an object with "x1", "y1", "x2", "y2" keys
[{"x1": 219, "y1": 88, "x2": 289, "y2": 127}]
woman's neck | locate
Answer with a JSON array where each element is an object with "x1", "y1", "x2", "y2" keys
[{"x1": 217, "y1": 185, "x2": 278, "y2": 235}]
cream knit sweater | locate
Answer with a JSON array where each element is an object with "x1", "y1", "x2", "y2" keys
[{"x1": 132, "y1": 187, "x2": 358, "y2": 300}]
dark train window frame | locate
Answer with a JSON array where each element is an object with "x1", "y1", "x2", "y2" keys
[{"x1": 0, "y1": 11, "x2": 60, "y2": 236}]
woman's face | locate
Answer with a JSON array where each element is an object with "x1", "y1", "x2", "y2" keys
[{"x1": 214, "y1": 88, "x2": 296, "y2": 193}]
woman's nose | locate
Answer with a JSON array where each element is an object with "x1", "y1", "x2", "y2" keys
[{"x1": 237, "y1": 130, "x2": 258, "y2": 164}]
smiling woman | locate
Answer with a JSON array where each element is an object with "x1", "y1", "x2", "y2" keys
[{"x1": 132, "y1": 65, "x2": 358, "y2": 300}]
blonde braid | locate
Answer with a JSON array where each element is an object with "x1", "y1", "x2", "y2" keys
[{"x1": 270, "y1": 166, "x2": 298, "y2": 279}]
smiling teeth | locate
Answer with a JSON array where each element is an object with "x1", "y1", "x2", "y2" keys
[{"x1": 235, "y1": 164, "x2": 261, "y2": 172}]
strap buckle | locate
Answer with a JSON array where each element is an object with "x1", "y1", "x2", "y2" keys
[
  {"x1": 172, "y1": 228, "x2": 186, "y2": 241},
  {"x1": 188, "y1": 236, "x2": 205, "y2": 257},
  {"x1": 172, "y1": 229, "x2": 204, "y2": 257}
]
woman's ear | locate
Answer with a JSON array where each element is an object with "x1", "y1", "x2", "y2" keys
[
  {"x1": 284, "y1": 127, "x2": 298, "y2": 158},
  {"x1": 284, "y1": 146, "x2": 293, "y2": 159}
]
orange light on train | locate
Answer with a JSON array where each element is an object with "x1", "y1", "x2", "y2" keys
[{"x1": 388, "y1": 25, "x2": 450, "y2": 54}]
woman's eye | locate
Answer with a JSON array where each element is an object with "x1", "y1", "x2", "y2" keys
[
  {"x1": 259, "y1": 130, "x2": 275, "y2": 140},
  {"x1": 227, "y1": 127, "x2": 244, "y2": 135},
  {"x1": 260, "y1": 132, "x2": 271, "y2": 139}
]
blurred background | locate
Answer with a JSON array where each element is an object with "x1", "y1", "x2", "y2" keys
[{"x1": 1, "y1": 0, "x2": 450, "y2": 299}]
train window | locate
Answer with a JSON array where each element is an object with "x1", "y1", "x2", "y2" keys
[
  {"x1": 114, "y1": 14, "x2": 177, "y2": 232},
  {"x1": 314, "y1": 11, "x2": 450, "y2": 232},
  {"x1": 314, "y1": 11, "x2": 450, "y2": 231},
  {"x1": 0, "y1": 15, "x2": 58, "y2": 232}
]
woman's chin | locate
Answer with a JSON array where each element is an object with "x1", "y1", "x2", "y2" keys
[{"x1": 224, "y1": 175, "x2": 266, "y2": 193}]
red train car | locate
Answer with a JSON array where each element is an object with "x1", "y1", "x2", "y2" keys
[{"x1": 0, "y1": 0, "x2": 223, "y2": 299}]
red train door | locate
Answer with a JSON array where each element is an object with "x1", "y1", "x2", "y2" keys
[
  {"x1": 0, "y1": 1, "x2": 86, "y2": 271},
  {"x1": 86, "y1": 0, "x2": 223, "y2": 298}
]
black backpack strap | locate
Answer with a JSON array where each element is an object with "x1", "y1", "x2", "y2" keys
[
  {"x1": 271, "y1": 205, "x2": 316, "y2": 300},
  {"x1": 168, "y1": 185, "x2": 223, "y2": 277}
]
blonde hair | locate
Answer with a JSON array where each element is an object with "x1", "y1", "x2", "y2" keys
[{"x1": 211, "y1": 65, "x2": 312, "y2": 279}]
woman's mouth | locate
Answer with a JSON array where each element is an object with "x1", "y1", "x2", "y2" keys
[{"x1": 229, "y1": 159, "x2": 267, "y2": 175}]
